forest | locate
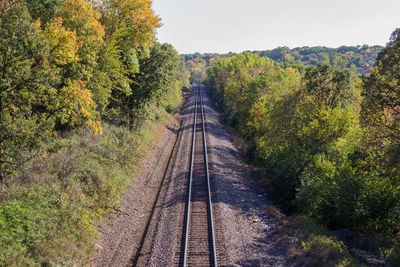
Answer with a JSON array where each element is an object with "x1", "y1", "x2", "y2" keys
[
  {"x1": 251, "y1": 45, "x2": 382, "y2": 74},
  {"x1": 0, "y1": 0, "x2": 189, "y2": 265},
  {"x1": 183, "y1": 45, "x2": 382, "y2": 84},
  {"x1": 206, "y1": 30, "x2": 400, "y2": 264},
  {"x1": 1, "y1": 0, "x2": 400, "y2": 265}
]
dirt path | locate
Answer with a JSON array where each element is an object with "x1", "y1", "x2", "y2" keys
[{"x1": 91, "y1": 85, "x2": 288, "y2": 267}]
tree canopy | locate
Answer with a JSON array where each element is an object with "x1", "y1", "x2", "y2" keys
[
  {"x1": 0, "y1": 0, "x2": 188, "y2": 179},
  {"x1": 206, "y1": 40, "x2": 400, "y2": 238}
]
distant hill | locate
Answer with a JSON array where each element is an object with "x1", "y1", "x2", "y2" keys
[
  {"x1": 182, "y1": 45, "x2": 383, "y2": 75},
  {"x1": 181, "y1": 53, "x2": 236, "y2": 82},
  {"x1": 251, "y1": 45, "x2": 382, "y2": 74}
]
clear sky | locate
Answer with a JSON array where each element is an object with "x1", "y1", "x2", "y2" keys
[{"x1": 152, "y1": 0, "x2": 400, "y2": 54}]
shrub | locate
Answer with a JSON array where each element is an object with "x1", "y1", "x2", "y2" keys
[
  {"x1": 0, "y1": 186, "x2": 93, "y2": 266},
  {"x1": 288, "y1": 215, "x2": 361, "y2": 266},
  {"x1": 0, "y1": 115, "x2": 171, "y2": 265}
]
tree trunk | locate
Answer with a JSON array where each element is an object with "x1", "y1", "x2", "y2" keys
[{"x1": 129, "y1": 112, "x2": 134, "y2": 131}]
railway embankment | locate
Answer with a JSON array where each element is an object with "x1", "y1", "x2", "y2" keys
[{"x1": 92, "y1": 85, "x2": 289, "y2": 266}]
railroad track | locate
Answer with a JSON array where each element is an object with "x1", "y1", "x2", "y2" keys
[
  {"x1": 177, "y1": 88, "x2": 218, "y2": 267},
  {"x1": 130, "y1": 86, "x2": 222, "y2": 267}
]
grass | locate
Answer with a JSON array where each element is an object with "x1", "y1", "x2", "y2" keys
[{"x1": 0, "y1": 107, "x2": 173, "y2": 266}]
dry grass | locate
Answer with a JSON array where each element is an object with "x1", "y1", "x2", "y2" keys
[
  {"x1": 224, "y1": 124, "x2": 248, "y2": 156},
  {"x1": 281, "y1": 215, "x2": 364, "y2": 267},
  {"x1": 0, "y1": 111, "x2": 175, "y2": 266}
]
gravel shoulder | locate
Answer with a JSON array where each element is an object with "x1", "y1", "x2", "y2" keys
[
  {"x1": 91, "y1": 85, "x2": 289, "y2": 266},
  {"x1": 90, "y1": 115, "x2": 182, "y2": 267},
  {"x1": 202, "y1": 86, "x2": 288, "y2": 266},
  {"x1": 137, "y1": 90, "x2": 196, "y2": 266}
]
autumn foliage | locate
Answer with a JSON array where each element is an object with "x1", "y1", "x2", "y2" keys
[
  {"x1": 0, "y1": 0, "x2": 180, "y2": 179},
  {"x1": 0, "y1": 0, "x2": 188, "y2": 265},
  {"x1": 206, "y1": 43, "x2": 400, "y2": 256}
]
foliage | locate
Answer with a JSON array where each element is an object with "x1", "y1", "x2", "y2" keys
[
  {"x1": 183, "y1": 45, "x2": 381, "y2": 83},
  {"x1": 0, "y1": 116, "x2": 171, "y2": 265},
  {"x1": 207, "y1": 48, "x2": 400, "y2": 243},
  {"x1": 0, "y1": 5, "x2": 57, "y2": 178},
  {"x1": 0, "y1": 0, "x2": 188, "y2": 264},
  {"x1": 359, "y1": 28, "x2": 400, "y2": 235},
  {"x1": 252, "y1": 45, "x2": 382, "y2": 74},
  {"x1": 116, "y1": 42, "x2": 181, "y2": 129},
  {"x1": 0, "y1": 0, "x2": 185, "y2": 178},
  {"x1": 0, "y1": 186, "x2": 93, "y2": 266},
  {"x1": 362, "y1": 28, "x2": 400, "y2": 145},
  {"x1": 182, "y1": 52, "x2": 236, "y2": 82},
  {"x1": 286, "y1": 215, "x2": 362, "y2": 266},
  {"x1": 25, "y1": 0, "x2": 64, "y2": 24},
  {"x1": 44, "y1": 17, "x2": 80, "y2": 65}
]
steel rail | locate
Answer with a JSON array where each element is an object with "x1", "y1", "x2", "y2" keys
[
  {"x1": 182, "y1": 88, "x2": 218, "y2": 267},
  {"x1": 182, "y1": 90, "x2": 197, "y2": 267},
  {"x1": 200, "y1": 94, "x2": 218, "y2": 267}
]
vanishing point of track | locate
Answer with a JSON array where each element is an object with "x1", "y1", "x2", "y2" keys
[
  {"x1": 130, "y1": 87, "x2": 219, "y2": 267},
  {"x1": 179, "y1": 88, "x2": 218, "y2": 267}
]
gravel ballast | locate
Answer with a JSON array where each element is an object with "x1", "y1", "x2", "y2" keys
[
  {"x1": 91, "y1": 86, "x2": 288, "y2": 266},
  {"x1": 201, "y1": 86, "x2": 288, "y2": 266}
]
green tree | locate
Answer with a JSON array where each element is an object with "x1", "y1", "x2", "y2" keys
[
  {"x1": 362, "y1": 28, "x2": 400, "y2": 144},
  {"x1": 0, "y1": 5, "x2": 56, "y2": 179},
  {"x1": 25, "y1": 0, "x2": 64, "y2": 24},
  {"x1": 123, "y1": 43, "x2": 180, "y2": 129},
  {"x1": 359, "y1": 28, "x2": 400, "y2": 234},
  {"x1": 305, "y1": 64, "x2": 354, "y2": 108},
  {"x1": 0, "y1": 3, "x2": 101, "y2": 179}
]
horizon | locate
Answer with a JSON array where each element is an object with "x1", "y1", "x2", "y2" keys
[
  {"x1": 178, "y1": 44, "x2": 384, "y2": 55},
  {"x1": 152, "y1": 0, "x2": 400, "y2": 54}
]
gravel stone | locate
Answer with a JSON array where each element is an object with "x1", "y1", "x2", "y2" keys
[
  {"x1": 202, "y1": 86, "x2": 288, "y2": 266},
  {"x1": 91, "y1": 86, "x2": 289, "y2": 267}
]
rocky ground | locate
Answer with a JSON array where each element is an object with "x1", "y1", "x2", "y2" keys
[
  {"x1": 201, "y1": 86, "x2": 287, "y2": 266},
  {"x1": 91, "y1": 85, "x2": 288, "y2": 267}
]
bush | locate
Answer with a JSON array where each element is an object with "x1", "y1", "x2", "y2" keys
[
  {"x1": 288, "y1": 215, "x2": 361, "y2": 266},
  {"x1": 262, "y1": 145, "x2": 308, "y2": 210},
  {"x1": 207, "y1": 51, "x2": 400, "y2": 261},
  {"x1": 295, "y1": 154, "x2": 364, "y2": 229},
  {"x1": 0, "y1": 186, "x2": 93, "y2": 266},
  {"x1": 0, "y1": 115, "x2": 171, "y2": 265}
]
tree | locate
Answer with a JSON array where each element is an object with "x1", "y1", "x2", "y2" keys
[
  {"x1": 57, "y1": 0, "x2": 105, "y2": 82},
  {"x1": 0, "y1": 3, "x2": 101, "y2": 180},
  {"x1": 305, "y1": 64, "x2": 354, "y2": 108},
  {"x1": 0, "y1": 0, "x2": 22, "y2": 16},
  {"x1": 25, "y1": 0, "x2": 64, "y2": 25},
  {"x1": 360, "y1": 29, "x2": 400, "y2": 224},
  {"x1": 44, "y1": 17, "x2": 80, "y2": 66},
  {"x1": 362, "y1": 28, "x2": 400, "y2": 143},
  {"x1": 124, "y1": 43, "x2": 180, "y2": 129},
  {"x1": 0, "y1": 4, "x2": 56, "y2": 179}
]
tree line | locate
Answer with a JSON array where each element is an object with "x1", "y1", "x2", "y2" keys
[
  {"x1": 0, "y1": 0, "x2": 190, "y2": 264},
  {"x1": 206, "y1": 29, "x2": 400, "y2": 261},
  {"x1": 183, "y1": 45, "x2": 381, "y2": 81},
  {"x1": 0, "y1": 0, "x2": 189, "y2": 181},
  {"x1": 251, "y1": 45, "x2": 382, "y2": 74}
]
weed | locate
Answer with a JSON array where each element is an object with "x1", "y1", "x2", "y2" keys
[{"x1": 0, "y1": 110, "x2": 173, "y2": 265}]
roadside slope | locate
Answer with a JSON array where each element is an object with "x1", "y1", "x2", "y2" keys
[{"x1": 90, "y1": 116, "x2": 181, "y2": 267}]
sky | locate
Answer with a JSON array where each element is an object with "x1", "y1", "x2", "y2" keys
[{"x1": 152, "y1": 0, "x2": 400, "y2": 54}]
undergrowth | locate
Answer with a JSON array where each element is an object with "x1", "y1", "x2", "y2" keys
[
  {"x1": 287, "y1": 215, "x2": 362, "y2": 266},
  {"x1": 0, "y1": 109, "x2": 171, "y2": 266},
  {"x1": 266, "y1": 208, "x2": 363, "y2": 267}
]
